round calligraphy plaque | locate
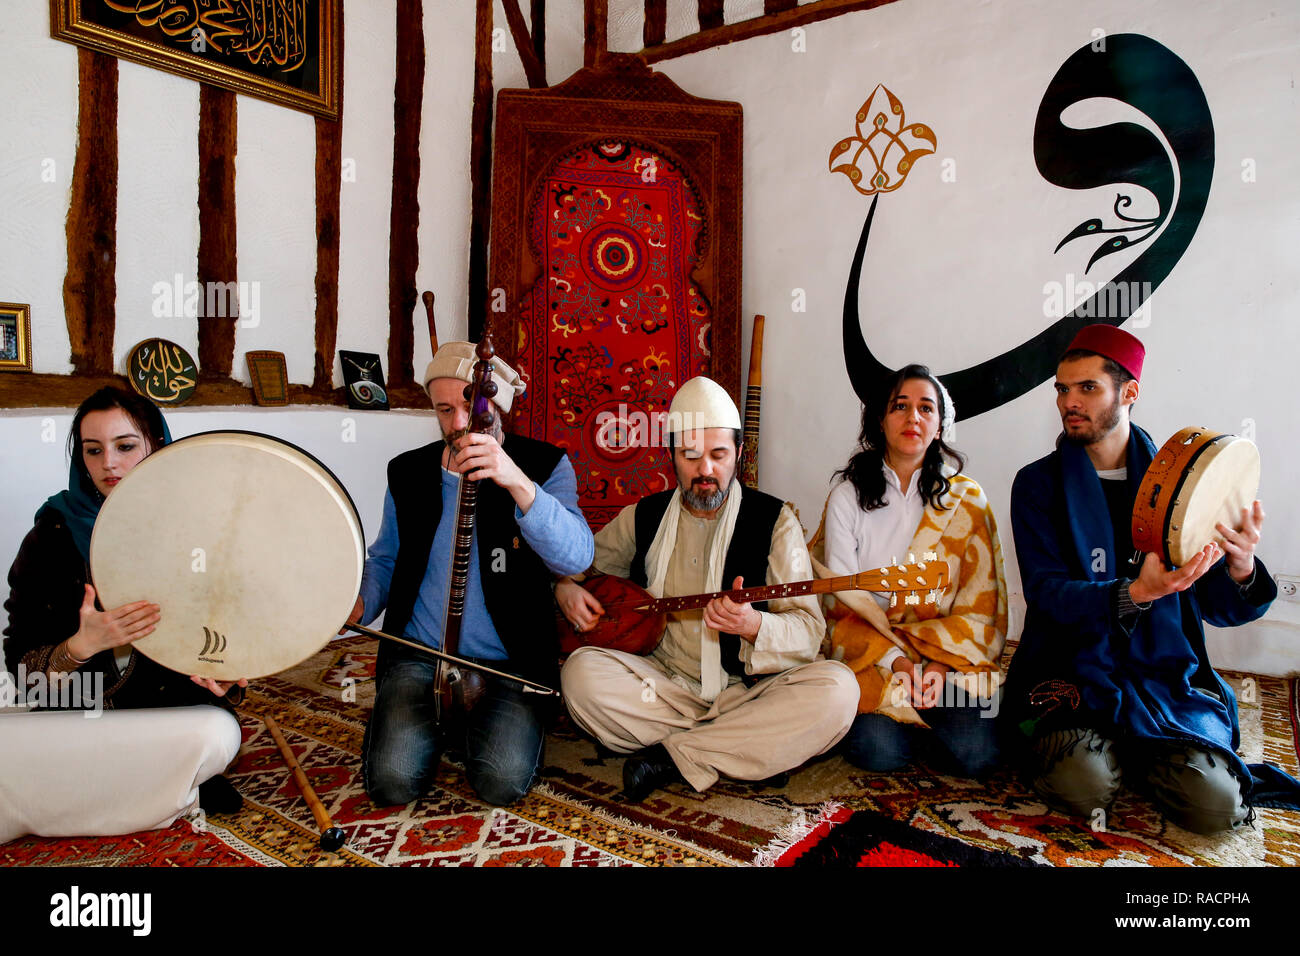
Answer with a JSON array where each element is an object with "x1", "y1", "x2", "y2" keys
[{"x1": 127, "y1": 338, "x2": 198, "y2": 406}]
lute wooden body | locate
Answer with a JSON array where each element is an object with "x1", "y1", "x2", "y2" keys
[{"x1": 560, "y1": 559, "x2": 950, "y2": 655}]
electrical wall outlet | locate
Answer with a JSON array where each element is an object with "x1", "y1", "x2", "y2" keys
[{"x1": 1276, "y1": 575, "x2": 1300, "y2": 600}]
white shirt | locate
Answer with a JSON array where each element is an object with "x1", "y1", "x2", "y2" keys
[{"x1": 824, "y1": 464, "x2": 926, "y2": 671}]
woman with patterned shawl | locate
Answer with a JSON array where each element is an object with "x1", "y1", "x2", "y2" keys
[
  {"x1": 814, "y1": 365, "x2": 1007, "y2": 777},
  {"x1": 1, "y1": 387, "x2": 244, "y2": 843}
]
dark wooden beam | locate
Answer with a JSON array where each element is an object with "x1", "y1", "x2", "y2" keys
[
  {"x1": 502, "y1": 0, "x2": 546, "y2": 88},
  {"x1": 764, "y1": 0, "x2": 798, "y2": 13},
  {"x1": 63, "y1": 49, "x2": 118, "y2": 376},
  {"x1": 644, "y1": 0, "x2": 666, "y2": 46},
  {"x1": 531, "y1": 0, "x2": 546, "y2": 74},
  {"x1": 643, "y1": 0, "x2": 901, "y2": 62},
  {"x1": 313, "y1": 4, "x2": 345, "y2": 391},
  {"x1": 388, "y1": 0, "x2": 425, "y2": 391},
  {"x1": 0, "y1": 374, "x2": 431, "y2": 410},
  {"x1": 196, "y1": 85, "x2": 239, "y2": 381},
  {"x1": 584, "y1": 0, "x2": 607, "y2": 67},
  {"x1": 699, "y1": 0, "x2": 725, "y2": 31},
  {"x1": 467, "y1": 0, "x2": 493, "y2": 339}
]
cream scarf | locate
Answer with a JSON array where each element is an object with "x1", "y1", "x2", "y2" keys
[{"x1": 642, "y1": 483, "x2": 744, "y2": 702}]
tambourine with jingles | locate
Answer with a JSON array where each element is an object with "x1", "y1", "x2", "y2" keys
[{"x1": 1131, "y1": 426, "x2": 1260, "y2": 566}]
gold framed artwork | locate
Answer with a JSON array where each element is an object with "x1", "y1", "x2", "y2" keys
[
  {"x1": 245, "y1": 350, "x2": 289, "y2": 406},
  {"x1": 51, "y1": 0, "x2": 341, "y2": 120},
  {"x1": 0, "y1": 302, "x2": 32, "y2": 372}
]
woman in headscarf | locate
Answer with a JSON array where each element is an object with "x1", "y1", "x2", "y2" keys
[
  {"x1": 817, "y1": 365, "x2": 1008, "y2": 778},
  {"x1": 1, "y1": 387, "x2": 244, "y2": 842}
]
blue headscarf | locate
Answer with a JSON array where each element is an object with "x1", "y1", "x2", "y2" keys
[{"x1": 39, "y1": 408, "x2": 172, "y2": 561}]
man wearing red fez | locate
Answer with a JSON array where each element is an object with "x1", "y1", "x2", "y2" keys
[{"x1": 1002, "y1": 323, "x2": 1300, "y2": 832}]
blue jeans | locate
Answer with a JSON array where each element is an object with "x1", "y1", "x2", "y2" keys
[
  {"x1": 842, "y1": 689, "x2": 1000, "y2": 778},
  {"x1": 362, "y1": 658, "x2": 548, "y2": 807}
]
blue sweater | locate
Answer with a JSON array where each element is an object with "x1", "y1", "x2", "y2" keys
[{"x1": 358, "y1": 454, "x2": 592, "y2": 659}]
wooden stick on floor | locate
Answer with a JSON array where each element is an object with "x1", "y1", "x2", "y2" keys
[{"x1": 263, "y1": 713, "x2": 346, "y2": 852}]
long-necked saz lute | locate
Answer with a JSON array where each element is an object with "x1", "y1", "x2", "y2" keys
[{"x1": 560, "y1": 558, "x2": 950, "y2": 655}]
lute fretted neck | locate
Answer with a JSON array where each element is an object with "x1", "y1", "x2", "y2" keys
[{"x1": 616, "y1": 562, "x2": 949, "y2": 614}]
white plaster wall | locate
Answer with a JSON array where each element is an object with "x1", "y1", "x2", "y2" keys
[
  {"x1": 0, "y1": 2, "x2": 78, "y2": 374},
  {"x1": 640, "y1": 0, "x2": 1300, "y2": 674},
  {"x1": 115, "y1": 60, "x2": 200, "y2": 369},
  {"x1": 336, "y1": 1, "x2": 397, "y2": 384},
  {"x1": 233, "y1": 97, "x2": 319, "y2": 385}
]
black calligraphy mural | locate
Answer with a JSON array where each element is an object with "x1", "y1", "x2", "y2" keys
[
  {"x1": 52, "y1": 0, "x2": 341, "y2": 119},
  {"x1": 840, "y1": 34, "x2": 1214, "y2": 419}
]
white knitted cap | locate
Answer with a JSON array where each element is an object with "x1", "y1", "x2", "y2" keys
[
  {"x1": 423, "y1": 341, "x2": 526, "y2": 413},
  {"x1": 666, "y1": 376, "x2": 742, "y2": 433}
]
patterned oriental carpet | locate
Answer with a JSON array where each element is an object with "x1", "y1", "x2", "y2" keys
[{"x1": 4, "y1": 635, "x2": 1299, "y2": 868}]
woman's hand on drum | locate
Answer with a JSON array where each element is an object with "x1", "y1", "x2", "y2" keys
[
  {"x1": 1217, "y1": 500, "x2": 1264, "y2": 583},
  {"x1": 557, "y1": 577, "x2": 604, "y2": 632},
  {"x1": 190, "y1": 675, "x2": 248, "y2": 698},
  {"x1": 1129, "y1": 543, "x2": 1221, "y2": 605},
  {"x1": 66, "y1": 584, "x2": 159, "y2": 660}
]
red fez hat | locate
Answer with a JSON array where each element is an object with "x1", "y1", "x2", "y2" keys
[{"x1": 1065, "y1": 324, "x2": 1145, "y2": 380}]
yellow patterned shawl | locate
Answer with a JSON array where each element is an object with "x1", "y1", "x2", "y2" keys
[{"x1": 809, "y1": 472, "x2": 1008, "y2": 726}]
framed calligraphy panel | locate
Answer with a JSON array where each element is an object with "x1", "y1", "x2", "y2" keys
[
  {"x1": 51, "y1": 0, "x2": 341, "y2": 120},
  {"x1": 128, "y1": 338, "x2": 198, "y2": 406},
  {"x1": 0, "y1": 303, "x2": 32, "y2": 373}
]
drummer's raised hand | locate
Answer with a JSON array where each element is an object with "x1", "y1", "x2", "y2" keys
[
  {"x1": 556, "y1": 577, "x2": 604, "y2": 632},
  {"x1": 1217, "y1": 500, "x2": 1264, "y2": 583},
  {"x1": 191, "y1": 675, "x2": 248, "y2": 698},
  {"x1": 451, "y1": 432, "x2": 537, "y2": 513},
  {"x1": 1129, "y1": 543, "x2": 1221, "y2": 605},
  {"x1": 66, "y1": 583, "x2": 160, "y2": 660}
]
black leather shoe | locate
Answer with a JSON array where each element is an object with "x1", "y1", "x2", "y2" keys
[
  {"x1": 198, "y1": 774, "x2": 244, "y2": 815},
  {"x1": 621, "y1": 744, "x2": 685, "y2": 803}
]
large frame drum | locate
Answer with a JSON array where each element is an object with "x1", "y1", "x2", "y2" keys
[{"x1": 90, "y1": 431, "x2": 364, "y2": 680}]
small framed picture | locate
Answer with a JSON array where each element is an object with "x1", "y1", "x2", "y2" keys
[
  {"x1": 246, "y1": 351, "x2": 290, "y2": 406},
  {"x1": 339, "y1": 350, "x2": 389, "y2": 411},
  {"x1": 0, "y1": 302, "x2": 32, "y2": 372}
]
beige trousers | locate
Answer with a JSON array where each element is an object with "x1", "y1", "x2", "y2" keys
[
  {"x1": 0, "y1": 705, "x2": 242, "y2": 844},
  {"x1": 561, "y1": 646, "x2": 859, "y2": 791}
]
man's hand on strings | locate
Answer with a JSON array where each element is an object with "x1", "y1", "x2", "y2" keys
[
  {"x1": 703, "y1": 576, "x2": 762, "y2": 643},
  {"x1": 556, "y1": 578, "x2": 604, "y2": 632}
]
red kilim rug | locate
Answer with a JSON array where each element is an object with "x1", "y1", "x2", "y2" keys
[
  {"x1": 509, "y1": 141, "x2": 714, "y2": 530},
  {"x1": 770, "y1": 804, "x2": 1041, "y2": 867},
  {"x1": 3, "y1": 646, "x2": 1298, "y2": 868}
]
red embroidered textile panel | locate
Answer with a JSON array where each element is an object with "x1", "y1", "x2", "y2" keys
[{"x1": 511, "y1": 141, "x2": 713, "y2": 529}]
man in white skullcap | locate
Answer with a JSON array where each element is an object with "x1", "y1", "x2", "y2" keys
[
  {"x1": 557, "y1": 376, "x2": 858, "y2": 801},
  {"x1": 345, "y1": 341, "x2": 594, "y2": 806}
]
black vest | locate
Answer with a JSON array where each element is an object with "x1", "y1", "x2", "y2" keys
[
  {"x1": 379, "y1": 435, "x2": 567, "y2": 687},
  {"x1": 628, "y1": 488, "x2": 784, "y2": 676}
]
